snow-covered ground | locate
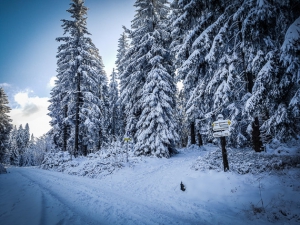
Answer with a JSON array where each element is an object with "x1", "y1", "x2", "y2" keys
[{"x1": 0, "y1": 145, "x2": 299, "y2": 225}]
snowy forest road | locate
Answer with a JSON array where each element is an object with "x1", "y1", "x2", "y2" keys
[
  {"x1": 0, "y1": 149, "x2": 220, "y2": 225},
  {"x1": 0, "y1": 167, "x2": 197, "y2": 225},
  {"x1": 0, "y1": 168, "x2": 100, "y2": 225},
  {"x1": 2, "y1": 147, "x2": 290, "y2": 225}
]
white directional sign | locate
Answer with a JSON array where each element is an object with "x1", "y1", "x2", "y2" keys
[
  {"x1": 213, "y1": 130, "x2": 230, "y2": 137},
  {"x1": 212, "y1": 120, "x2": 231, "y2": 131},
  {"x1": 212, "y1": 114, "x2": 231, "y2": 137}
]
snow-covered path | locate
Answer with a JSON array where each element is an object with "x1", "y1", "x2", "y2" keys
[
  {"x1": 1, "y1": 150, "x2": 209, "y2": 225},
  {"x1": 1, "y1": 148, "x2": 299, "y2": 225}
]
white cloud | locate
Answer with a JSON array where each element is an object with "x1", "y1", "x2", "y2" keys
[
  {"x1": 9, "y1": 90, "x2": 51, "y2": 138},
  {"x1": 47, "y1": 76, "x2": 57, "y2": 89},
  {"x1": 0, "y1": 83, "x2": 11, "y2": 87}
]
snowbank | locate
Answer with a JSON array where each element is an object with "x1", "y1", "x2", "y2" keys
[
  {"x1": 11, "y1": 144, "x2": 299, "y2": 225},
  {"x1": 40, "y1": 150, "x2": 131, "y2": 179},
  {"x1": 192, "y1": 140, "x2": 300, "y2": 174},
  {"x1": 0, "y1": 163, "x2": 7, "y2": 174}
]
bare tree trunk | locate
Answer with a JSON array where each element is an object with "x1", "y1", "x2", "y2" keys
[
  {"x1": 252, "y1": 117, "x2": 263, "y2": 152},
  {"x1": 220, "y1": 137, "x2": 229, "y2": 172},
  {"x1": 197, "y1": 132, "x2": 203, "y2": 146},
  {"x1": 182, "y1": 135, "x2": 188, "y2": 148},
  {"x1": 190, "y1": 122, "x2": 196, "y2": 145},
  {"x1": 112, "y1": 107, "x2": 115, "y2": 138},
  {"x1": 246, "y1": 72, "x2": 254, "y2": 93},
  {"x1": 83, "y1": 145, "x2": 87, "y2": 156},
  {"x1": 98, "y1": 129, "x2": 102, "y2": 150},
  {"x1": 63, "y1": 105, "x2": 68, "y2": 152},
  {"x1": 74, "y1": 73, "x2": 81, "y2": 157},
  {"x1": 247, "y1": 72, "x2": 263, "y2": 152}
]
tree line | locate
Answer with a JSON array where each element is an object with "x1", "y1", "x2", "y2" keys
[
  {"x1": 1, "y1": 0, "x2": 299, "y2": 163},
  {"x1": 0, "y1": 106, "x2": 50, "y2": 166}
]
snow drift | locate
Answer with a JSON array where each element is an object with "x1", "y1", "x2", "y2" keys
[
  {"x1": 192, "y1": 147, "x2": 300, "y2": 175},
  {"x1": 0, "y1": 163, "x2": 7, "y2": 174},
  {"x1": 40, "y1": 148, "x2": 132, "y2": 179}
]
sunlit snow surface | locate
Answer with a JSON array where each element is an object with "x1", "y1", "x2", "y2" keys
[{"x1": 0, "y1": 144, "x2": 299, "y2": 225}]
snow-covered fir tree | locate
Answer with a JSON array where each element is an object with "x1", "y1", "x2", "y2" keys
[
  {"x1": 175, "y1": 89, "x2": 189, "y2": 147},
  {"x1": 0, "y1": 88, "x2": 12, "y2": 162},
  {"x1": 124, "y1": 0, "x2": 178, "y2": 157},
  {"x1": 244, "y1": 1, "x2": 300, "y2": 144},
  {"x1": 170, "y1": 0, "x2": 300, "y2": 148},
  {"x1": 8, "y1": 126, "x2": 19, "y2": 165},
  {"x1": 21, "y1": 134, "x2": 49, "y2": 167},
  {"x1": 116, "y1": 29, "x2": 130, "y2": 137},
  {"x1": 23, "y1": 123, "x2": 30, "y2": 148},
  {"x1": 48, "y1": 74, "x2": 67, "y2": 152},
  {"x1": 48, "y1": 0, "x2": 109, "y2": 156},
  {"x1": 87, "y1": 47, "x2": 110, "y2": 152},
  {"x1": 108, "y1": 69, "x2": 121, "y2": 139},
  {"x1": 116, "y1": 29, "x2": 130, "y2": 80},
  {"x1": 170, "y1": 0, "x2": 229, "y2": 146},
  {"x1": 16, "y1": 125, "x2": 26, "y2": 156},
  {"x1": 14, "y1": 124, "x2": 31, "y2": 165},
  {"x1": 281, "y1": 16, "x2": 300, "y2": 139}
]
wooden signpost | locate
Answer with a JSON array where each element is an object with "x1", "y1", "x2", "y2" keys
[
  {"x1": 212, "y1": 114, "x2": 231, "y2": 172},
  {"x1": 123, "y1": 131, "x2": 131, "y2": 163}
]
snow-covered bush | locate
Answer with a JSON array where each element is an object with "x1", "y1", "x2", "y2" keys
[
  {"x1": 192, "y1": 147, "x2": 300, "y2": 175},
  {"x1": 266, "y1": 138, "x2": 300, "y2": 155},
  {"x1": 0, "y1": 163, "x2": 7, "y2": 174},
  {"x1": 40, "y1": 151, "x2": 72, "y2": 170},
  {"x1": 40, "y1": 141, "x2": 134, "y2": 178},
  {"x1": 19, "y1": 134, "x2": 52, "y2": 167}
]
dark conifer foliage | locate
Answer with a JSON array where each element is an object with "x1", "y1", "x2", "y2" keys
[
  {"x1": 42, "y1": 0, "x2": 300, "y2": 157},
  {"x1": 108, "y1": 69, "x2": 121, "y2": 139},
  {"x1": 121, "y1": 0, "x2": 179, "y2": 157},
  {"x1": 8, "y1": 126, "x2": 19, "y2": 165},
  {"x1": 6, "y1": 124, "x2": 50, "y2": 166},
  {"x1": 116, "y1": 29, "x2": 131, "y2": 138},
  {"x1": 170, "y1": 0, "x2": 300, "y2": 149}
]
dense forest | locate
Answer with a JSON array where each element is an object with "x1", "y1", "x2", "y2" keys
[{"x1": 0, "y1": 0, "x2": 299, "y2": 164}]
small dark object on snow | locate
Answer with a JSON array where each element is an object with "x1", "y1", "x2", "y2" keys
[
  {"x1": 280, "y1": 209, "x2": 287, "y2": 216},
  {"x1": 180, "y1": 181, "x2": 186, "y2": 191},
  {"x1": 0, "y1": 163, "x2": 7, "y2": 174}
]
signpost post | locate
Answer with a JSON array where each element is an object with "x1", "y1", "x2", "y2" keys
[
  {"x1": 123, "y1": 131, "x2": 131, "y2": 163},
  {"x1": 212, "y1": 114, "x2": 231, "y2": 172}
]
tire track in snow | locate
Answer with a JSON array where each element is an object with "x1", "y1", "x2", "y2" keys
[
  {"x1": 39, "y1": 192, "x2": 46, "y2": 225},
  {"x1": 0, "y1": 169, "x2": 43, "y2": 225},
  {"x1": 4, "y1": 149, "x2": 210, "y2": 225},
  {"x1": 17, "y1": 166, "x2": 207, "y2": 225},
  {"x1": 17, "y1": 170, "x2": 99, "y2": 225}
]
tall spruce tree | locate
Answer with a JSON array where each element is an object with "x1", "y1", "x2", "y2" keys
[
  {"x1": 281, "y1": 16, "x2": 300, "y2": 139},
  {"x1": 24, "y1": 123, "x2": 30, "y2": 148},
  {"x1": 108, "y1": 69, "x2": 121, "y2": 139},
  {"x1": 0, "y1": 88, "x2": 12, "y2": 162},
  {"x1": 16, "y1": 125, "x2": 25, "y2": 155},
  {"x1": 16, "y1": 124, "x2": 30, "y2": 166},
  {"x1": 116, "y1": 29, "x2": 130, "y2": 136},
  {"x1": 48, "y1": 74, "x2": 67, "y2": 151},
  {"x1": 170, "y1": 0, "x2": 229, "y2": 146},
  {"x1": 49, "y1": 0, "x2": 108, "y2": 156},
  {"x1": 175, "y1": 89, "x2": 189, "y2": 147},
  {"x1": 124, "y1": 0, "x2": 178, "y2": 157},
  {"x1": 8, "y1": 126, "x2": 19, "y2": 165},
  {"x1": 117, "y1": 28, "x2": 132, "y2": 138},
  {"x1": 171, "y1": 0, "x2": 300, "y2": 148},
  {"x1": 116, "y1": 29, "x2": 130, "y2": 80},
  {"x1": 244, "y1": 1, "x2": 300, "y2": 144}
]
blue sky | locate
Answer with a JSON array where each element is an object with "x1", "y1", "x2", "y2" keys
[{"x1": 0, "y1": 0, "x2": 135, "y2": 137}]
